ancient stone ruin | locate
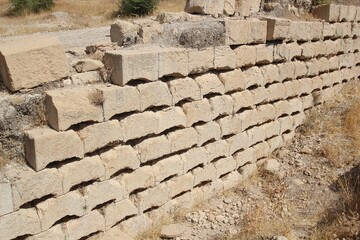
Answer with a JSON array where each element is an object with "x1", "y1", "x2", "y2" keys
[{"x1": 0, "y1": 3, "x2": 360, "y2": 240}]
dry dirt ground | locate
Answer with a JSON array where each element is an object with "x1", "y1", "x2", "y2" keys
[{"x1": 138, "y1": 80, "x2": 360, "y2": 240}]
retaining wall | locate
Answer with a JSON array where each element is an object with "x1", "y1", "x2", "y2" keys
[{"x1": 1, "y1": 5, "x2": 360, "y2": 240}]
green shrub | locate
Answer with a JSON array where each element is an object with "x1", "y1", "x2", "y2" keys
[
  {"x1": 9, "y1": 0, "x2": 54, "y2": 15},
  {"x1": 120, "y1": 0, "x2": 159, "y2": 16}
]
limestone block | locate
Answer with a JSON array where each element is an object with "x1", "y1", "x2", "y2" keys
[
  {"x1": 318, "y1": 57, "x2": 330, "y2": 73},
  {"x1": 310, "y1": 76, "x2": 323, "y2": 91},
  {"x1": 210, "y1": 95, "x2": 234, "y2": 119},
  {"x1": 182, "y1": 99, "x2": 212, "y2": 127},
  {"x1": 58, "y1": 156, "x2": 105, "y2": 193},
  {"x1": 222, "y1": 171, "x2": 241, "y2": 190},
  {"x1": 0, "y1": 36, "x2": 68, "y2": 92},
  {"x1": 103, "y1": 199, "x2": 138, "y2": 230},
  {"x1": 100, "y1": 145, "x2": 140, "y2": 179},
  {"x1": 263, "y1": 17, "x2": 291, "y2": 41},
  {"x1": 288, "y1": 98, "x2": 303, "y2": 114},
  {"x1": 323, "y1": 22, "x2": 336, "y2": 39},
  {"x1": 274, "y1": 100, "x2": 291, "y2": 118},
  {"x1": 253, "y1": 141, "x2": 270, "y2": 160},
  {"x1": 261, "y1": 64, "x2": 280, "y2": 84},
  {"x1": 119, "y1": 214, "x2": 152, "y2": 238},
  {"x1": 267, "y1": 83, "x2": 286, "y2": 102},
  {"x1": 134, "y1": 184, "x2": 170, "y2": 213},
  {"x1": 75, "y1": 58, "x2": 104, "y2": 73},
  {"x1": 185, "y1": 0, "x2": 224, "y2": 16},
  {"x1": 71, "y1": 71, "x2": 101, "y2": 86},
  {"x1": 218, "y1": 69, "x2": 246, "y2": 93},
  {"x1": 299, "y1": 78, "x2": 313, "y2": 95},
  {"x1": 289, "y1": 21, "x2": 323, "y2": 42},
  {"x1": 188, "y1": 47, "x2": 214, "y2": 74},
  {"x1": 0, "y1": 208, "x2": 41, "y2": 239},
  {"x1": 294, "y1": 61, "x2": 308, "y2": 78},
  {"x1": 135, "y1": 136, "x2": 171, "y2": 163},
  {"x1": 139, "y1": 23, "x2": 164, "y2": 44},
  {"x1": 36, "y1": 191, "x2": 86, "y2": 230},
  {"x1": 306, "y1": 59, "x2": 320, "y2": 76},
  {"x1": 263, "y1": 121, "x2": 281, "y2": 139},
  {"x1": 121, "y1": 111, "x2": 158, "y2": 141},
  {"x1": 335, "y1": 22, "x2": 352, "y2": 38},
  {"x1": 77, "y1": 120, "x2": 123, "y2": 153},
  {"x1": 353, "y1": 23, "x2": 360, "y2": 38},
  {"x1": 301, "y1": 42, "x2": 318, "y2": 59},
  {"x1": 167, "y1": 128, "x2": 198, "y2": 153},
  {"x1": 274, "y1": 42, "x2": 302, "y2": 61},
  {"x1": 195, "y1": 122, "x2": 221, "y2": 146},
  {"x1": 0, "y1": 182, "x2": 13, "y2": 217},
  {"x1": 217, "y1": 114, "x2": 242, "y2": 137},
  {"x1": 252, "y1": 87, "x2": 269, "y2": 105},
  {"x1": 339, "y1": 5, "x2": 352, "y2": 22},
  {"x1": 239, "y1": 163, "x2": 257, "y2": 180},
  {"x1": 156, "y1": 107, "x2": 187, "y2": 133},
  {"x1": 226, "y1": 131, "x2": 249, "y2": 155},
  {"x1": 25, "y1": 128, "x2": 84, "y2": 171},
  {"x1": 282, "y1": 130, "x2": 295, "y2": 143},
  {"x1": 167, "y1": 173, "x2": 194, "y2": 198},
  {"x1": 167, "y1": 77, "x2": 201, "y2": 104},
  {"x1": 233, "y1": 148, "x2": 255, "y2": 168},
  {"x1": 138, "y1": 81, "x2": 172, "y2": 111},
  {"x1": 214, "y1": 46, "x2": 236, "y2": 70},
  {"x1": 195, "y1": 73, "x2": 225, "y2": 97},
  {"x1": 181, "y1": 147, "x2": 208, "y2": 173},
  {"x1": 153, "y1": 155, "x2": 183, "y2": 184},
  {"x1": 110, "y1": 20, "x2": 140, "y2": 46},
  {"x1": 294, "y1": 112, "x2": 306, "y2": 126},
  {"x1": 202, "y1": 179, "x2": 224, "y2": 199},
  {"x1": 267, "y1": 135, "x2": 284, "y2": 152},
  {"x1": 235, "y1": 0, "x2": 261, "y2": 17},
  {"x1": 192, "y1": 164, "x2": 217, "y2": 186},
  {"x1": 278, "y1": 62, "x2": 295, "y2": 81},
  {"x1": 234, "y1": 45, "x2": 256, "y2": 67},
  {"x1": 27, "y1": 225, "x2": 66, "y2": 240},
  {"x1": 225, "y1": 20, "x2": 266, "y2": 45},
  {"x1": 7, "y1": 168, "x2": 63, "y2": 210},
  {"x1": 105, "y1": 49, "x2": 158, "y2": 86},
  {"x1": 159, "y1": 48, "x2": 189, "y2": 77},
  {"x1": 241, "y1": 109, "x2": 259, "y2": 130},
  {"x1": 45, "y1": 87, "x2": 104, "y2": 131},
  {"x1": 66, "y1": 211, "x2": 105, "y2": 240},
  {"x1": 356, "y1": 6, "x2": 360, "y2": 22},
  {"x1": 214, "y1": 156, "x2": 237, "y2": 178},
  {"x1": 120, "y1": 166, "x2": 155, "y2": 194},
  {"x1": 243, "y1": 66, "x2": 265, "y2": 88},
  {"x1": 284, "y1": 80, "x2": 301, "y2": 98},
  {"x1": 94, "y1": 85, "x2": 140, "y2": 120},
  {"x1": 313, "y1": 4, "x2": 340, "y2": 22},
  {"x1": 256, "y1": 44, "x2": 274, "y2": 64},
  {"x1": 204, "y1": 140, "x2": 230, "y2": 162},
  {"x1": 257, "y1": 104, "x2": 276, "y2": 123},
  {"x1": 84, "y1": 180, "x2": 125, "y2": 211},
  {"x1": 247, "y1": 126, "x2": 266, "y2": 146},
  {"x1": 302, "y1": 94, "x2": 315, "y2": 110}
]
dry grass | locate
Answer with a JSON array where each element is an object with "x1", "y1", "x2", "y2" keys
[{"x1": 88, "y1": 89, "x2": 104, "y2": 106}]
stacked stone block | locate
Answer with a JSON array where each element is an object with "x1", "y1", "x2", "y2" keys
[{"x1": 1, "y1": 4, "x2": 360, "y2": 240}]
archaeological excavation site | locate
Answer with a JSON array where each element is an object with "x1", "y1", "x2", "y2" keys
[{"x1": 0, "y1": 0, "x2": 360, "y2": 239}]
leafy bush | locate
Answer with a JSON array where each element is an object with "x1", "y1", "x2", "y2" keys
[
  {"x1": 9, "y1": 0, "x2": 54, "y2": 15},
  {"x1": 120, "y1": 0, "x2": 158, "y2": 16}
]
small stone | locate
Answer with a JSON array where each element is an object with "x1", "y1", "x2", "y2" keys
[
  {"x1": 215, "y1": 215, "x2": 225, "y2": 223},
  {"x1": 160, "y1": 224, "x2": 186, "y2": 239},
  {"x1": 291, "y1": 179, "x2": 304, "y2": 186},
  {"x1": 75, "y1": 58, "x2": 104, "y2": 73},
  {"x1": 272, "y1": 236, "x2": 288, "y2": 240},
  {"x1": 301, "y1": 146, "x2": 313, "y2": 155},
  {"x1": 263, "y1": 158, "x2": 281, "y2": 174},
  {"x1": 223, "y1": 198, "x2": 232, "y2": 204}
]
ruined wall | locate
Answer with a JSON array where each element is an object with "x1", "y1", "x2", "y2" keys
[{"x1": 0, "y1": 4, "x2": 360, "y2": 240}]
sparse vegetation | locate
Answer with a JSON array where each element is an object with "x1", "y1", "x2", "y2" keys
[
  {"x1": 9, "y1": 0, "x2": 54, "y2": 15},
  {"x1": 120, "y1": 0, "x2": 159, "y2": 16},
  {"x1": 88, "y1": 90, "x2": 104, "y2": 106}
]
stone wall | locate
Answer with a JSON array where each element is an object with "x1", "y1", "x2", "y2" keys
[{"x1": 1, "y1": 4, "x2": 360, "y2": 240}]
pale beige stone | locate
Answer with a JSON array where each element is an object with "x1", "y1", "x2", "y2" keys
[
  {"x1": 215, "y1": 156, "x2": 237, "y2": 178},
  {"x1": 240, "y1": 109, "x2": 260, "y2": 130},
  {"x1": 222, "y1": 171, "x2": 241, "y2": 190},
  {"x1": 267, "y1": 83, "x2": 286, "y2": 102},
  {"x1": 139, "y1": 24, "x2": 164, "y2": 44},
  {"x1": 98, "y1": 225, "x2": 134, "y2": 240},
  {"x1": 134, "y1": 184, "x2": 170, "y2": 213},
  {"x1": 233, "y1": 45, "x2": 256, "y2": 67},
  {"x1": 94, "y1": 85, "x2": 140, "y2": 120},
  {"x1": 167, "y1": 128, "x2": 198, "y2": 153},
  {"x1": 182, "y1": 99, "x2": 212, "y2": 127},
  {"x1": 294, "y1": 61, "x2": 308, "y2": 78},
  {"x1": 185, "y1": 0, "x2": 224, "y2": 15},
  {"x1": 75, "y1": 58, "x2": 104, "y2": 73},
  {"x1": 227, "y1": 131, "x2": 250, "y2": 154},
  {"x1": 284, "y1": 80, "x2": 301, "y2": 98},
  {"x1": 205, "y1": 140, "x2": 230, "y2": 162},
  {"x1": 253, "y1": 141, "x2": 270, "y2": 160},
  {"x1": 156, "y1": 107, "x2": 187, "y2": 133},
  {"x1": 100, "y1": 145, "x2": 140, "y2": 179},
  {"x1": 167, "y1": 173, "x2": 194, "y2": 198},
  {"x1": 192, "y1": 164, "x2": 217, "y2": 186},
  {"x1": 195, "y1": 73, "x2": 225, "y2": 97},
  {"x1": 218, "y1": 69, "x2": 247, "y2": 93},
  {"x1": 120, "y1": 166, "x2": 155, "y2": 194},
  {"x1": 267, "y1": 135, "x2": 283, "y2": 152},
  {"x1": 235, "y1": 0, "x2": 261, "y2": 17},
  {"x1": 251, "y1": 86, "x2": 269, "y2": 106},
  {"x1": 261, "y1": 64, "x2": 280, "y2": 85},
  {"x1": 27, "y1": 225, "x2": 66, "y2": 240},
  {"x1": 181, "y1": 147, "x2": 208, "y2": 173},
  {"x1": 224, "y1": 0, "x2": 236, "y2": 15},
  {"x1": 277, "y1": 62, "x2": 295, "y2": 81},
  {"x1": 274, "y1": 42, "x2": 302, "y2": 61},
  {"x1": 239, "y1": 163, "x2": 257, "y2": 180},
  {"x1": 167, "y1": 77, "x2": 201, "y2": 104},
  {"x1": 159, "y1": 48, "x2": 189, "y2": 77},
  {"x1": 135, "y1": 136, "x2": 171, "y2": 163},
  {"x1": 313, "y1": 4, "x2": 340, "y2": 22},
  {"x1": 263, "y1": 121, "x2": 281, "y2": 139},
  {"x1": 243, "y1": 66, "x2": 265, "y2": 88},
  {"x1": 0, "y1": 208, "x2": 41, "y2": 239},
  {"x1": 58, "y1": 156, "x2": 105, "y2": 192},
  {"x1": 188, "y1": 47, "x2": 214, "y2": 74},
  {"x1": 214, "y1": 46, "x2": 236, "y2": 70},
  {"x1": 0, "y1": 182, "x2": 12, "y2": 217},
  {"x1": 195, "y1": 121, "x2": 221, "y2": 146},
  {"x1": 210, "y1": 95, "x2": 234, "y2": 119},
  {"x1": 225, "y1": 20, "x2": 250, "y2": 45},
  {"x1": 153, "y1": 155, "x2": 183, "y2": 184},
  {"x1": 256, "y1": 44, "x2": 274, "y2": 64},
  {"x1": 37, "y1": 191, "x2": 86, "y2": 230},
  {"x1": 263, "y1": 17, "x2": 291, "y2": 40},
  {"x1": 202, "y1": 179, "x2": 224, "y2": 199},
  {"x1": 45, "y1": 87, "x2": 104, "y2": 131},
  {"x1": 289, "y1": 21, "x2": 323, "y2": 42},
  {"x1": 233, "y1": 148, "x2": 255, "y2": 168},
  {"x1": 0, "y1": 36, "x2": 68, "y2": 92},
  {"x1": 105, "y1": 49, "x2": 159, "y2": 86},
  {"x1": 66, "y1": 211, "x2": 105, "y2": 240},
  {"x1": 121, "y1": 111, "x2": 158, "y2": 141},
  {"x1": 119, "y1": 215, "x2": 152, "y2": 238},
  {"x1": 257, "y1": 104, "x2": 276, "y2": 124},
  {"x1": 137, "y1": 81, "x2": 172, "y2": 111},
  {"x1": 71, "y1": 71, "x2": 101, "y2": 85},
  {"x1": 231, "y1": 90, "x2": 254, "y2": 112},
  {"x1": 217, "y1": 114, "x2": 242, "y2": 137},
  {"x1": 103, "y1": 199, "x2": 138, "y2": 230},
  {"x1": 110, "y1": 20, "x2": 140, "y2": 45}
]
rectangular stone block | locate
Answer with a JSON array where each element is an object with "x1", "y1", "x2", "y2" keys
[
  {"x1": 188, "y1": 47, "x2": 214, "y2": 74},
  {"x1": 105, "y1": 49, "x2": 159, "y2": 86},
  {"x1": 120, "y1": 166, "x2": 155, "y2": 194},
  {"x1": 263, "y1": 17, "x2": 291, "y2": 41},
  {"x1": 45, "y1": 87, "x2": 104, "y2": 131},
  {"x1": 247, "y1": 125, "x2": 266, "y2": 146},
  {"x1": 66, "y1": 211, "x2": 105, "y2": 240},
  {"x1": 153, "y1": 155, "x2": 183, "y2": 184},
  {"x1": 159, "y1": 48, "x2": 189, "y2": 77},
  {"x1": 243, "y1": 66, "x2": 265, "y2": 88},
  {"x1": 284, "y1": 80, "x2": 301, "y2": 98},
  {"x1": 0, "y1": 208, "x2": 41, "y2": 240},
  {"x1": 27, "y1": 225, "x2": 66, "y2": 240},
  {"x1": 261, "y1": 64, "x2": 280, "y2": 84},
  {"x1": 289, "y1": 21, "x2": 323, "y2": 42},
  {"x1": 77, "y1": 120, "x2": 123, "y2": 153},
  {"x1": 267, "y1": 135, "x2": 283, "y2": 152},
  {"x1": 182, "y1": 99, "x2": 212, "y2": 127},
  {"x1": 267, "y1": 83, "x2": 286, "y2": 102},
  {"x1": 218, "y1": 69, "x2": 246, "y2": 93},
  {"x1": 103, "y1": 199, "x2": 138, "y2": 230},
  {"x1": 214, "y1": 46, "x2": 236, "y2": 70},
  {"x1": 135, "y1": 135, "x2": 171, "y2": 163},
  {"x1": 181, "y1": 147, "x2": 208, "y2": 173},
  {"x1": 256, "y1": 44, "x2": 274, "y2": 64},
  {"x1": 251, "y1": 87, "x2": 269, "y2": 105},
  {"x1": 233, "y1": 148, "x2": 255, "y2": 168},
  {"x1": 167, "y1": 77, "x2": 201, "y2": 104},
  {"x1": 210, "y1": 95, "x2": 234, "y2": 119},
  {"x1": 58, "y1": 156, "x2": 105, "y2": 193},
  {"x1": 294, "y1": 61, "x2": 308, "y2": 79},
  {"x1": 134, "y1": 184, "x2": 170, "y2": 213},
  {"x1": 204, "y1": 140, "x2": 230, "y2": 162},
  {"x1": 195, "y1": 121, "x2": 221, "y2": 146},
  {"x1": 167, "y1": 128, "x2": 198, "y2": 153},
  {"x1": 253, "y1": 141, "x2": 270, "y2": 160},
  {"x1": 278, "y1": 62, "x2": 295, "y2": 81},
  {"x1": 235, "y1": 0, "x2": 261, "y2": 17},
  {"x1": 214, "y1": 156, "x2": 237, "y2": 178},
  {"x1": 227, "y1": 130, "x2": 249, "y2": 155},
  {"x1": 156, "y1": 107, "x2": 187, "y2": 134},
  {"x1": 225, "y1": 19, "x2": 266, "y2": 45},
  {"x1": 192, "y1": 164, "x2": 217, "y2": 186},
  {"x1": 313, "y1": 4, "x2": 340, "y2": 22},
  {"x1": 119, "y1": 214, "x2": 152, "y2": 238},
  {"x1": 195, "y1": 73, "x2": 225, "y2": 97},
  {"x1": 233, "y1": 45, "x2": 256, "y2": 67},
  {"x1": 94, "y1": 85, "x2": 140, "y2": 120},
  {"x1": 0, "y1": 182, "x2": 13, "y2": 217},
  {"x1": 0, "y1": 36, "x2": 69, "y2": 92},
  {"x1": 25, "y1": 128, "x2": 84, "y2": 171},
  {"x1": 167, "y1": 173, "x2": 194, "y2": 198},
  {"x1": 222, "y1": 171, "x2": 241, "y2": 190},
  {"x1": 37, "y1": 191, "x2": 86, "y2": 231},
  {"x1": 100, "y1": 145, "x2": 140, "y2": 179},
  {"x1": 257, "y1": 104, "x2": 276, "y2": 124},
  {"x1": 138, "y1": 81, "x2": 172, "y2": 111},
  {"x1": 217, "y1": 114, "x2": 242, "y2": 137},
  {"x1": 121, "y1": 111, "x2": 158, "y2": 141}
]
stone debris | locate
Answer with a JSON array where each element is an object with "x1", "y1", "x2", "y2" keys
[{"x1": 160, "y1": 224, "x2": 187, "y2": 239}]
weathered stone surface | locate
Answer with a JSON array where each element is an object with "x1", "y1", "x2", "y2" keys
[
  {"x1": 214, "y1": 46, "x2": 236, "y2": 70},
  {"x1": 218, "y1": 114, "x2": 242, "y2": 137},
  {"x1": 66, "y1": 211, "x2": 105, "y2": 240},
  {"x1": 160, "y1": 224, "x2": 186, "y2": 239},
  {"x1": 205, "y1": 140, "x2": 230, "y2": 161},
  {"x1": 313, "y1": 4, "x2": 340, "y2": 22},
  {"x1": 159, "y1": 48, "x2": 189, "y2": 77},
  {"x1": 58, "y1": 156, "x2": 105, "y2": 192},
  {"x1": 27, "y1": 225, "x2": 66, "y2": 240},
  {"x1": 0, "y1": 182, "x2": 13, "y2": 217},
  {"x1": 100, "y1": 145, "x2": 140, "y2": 179},
  {"x1": 119, "y1": 214, "x2": 152, "y2": 237},
  {"x1": 256, "y1": 44, "x2": 274, "y2": 64},
  {"x1": 167, "y1": 173, "x2": 194, "y2": 197},
  {"x1": 105, "y1": 49, "x2": 159, "y2": 86},
  {"x1": 134, "y1": 184, "x2": 170, "y2": 212},
  {"x1": 185, "y1": 0, "x2": 224, "y2": 16},
  {"x1": 227, "y1": 131, "x2": 249, "y2": 154},
  {"x1": 97, "y1": 225, "x2": 134, "y2": 240},
  {"x1": 0, "y1": 208, "x2": 41, "y2": 240},
  {"x1": 225, "y1": 19, "x2": 266, "y2": 45},
  {"x1": 121, "y1": 111, "x2": 158, "y2": 141},
  {"x1": 0, "y1": 36, "x2": 69, "y2": 92},
  {"x1": 261, "y1": 64, "x2": 280, "y2": 84},
  {"x1": 138, "y1": 81, "x2": 172, "y2": 111},
  {"x1": 168, "y1": 77, "x2": 201, "y2": 104},
  {"x1": 182, "y1": 99, "x2": 212, "y2": 127},
  {"x1": 263, "y1": 158, "x2": 281, "y2": 174},
  {"x1": 167, "y1": 128, "x2": 198, "y2": 153},
  {"x1": 235, "y1": 0, "x2": 261, "y2": 17},
  {"x1": 103, "y1": 199, "x2": 138, "y2": 230},
  {"x1": 188, "y1": 47, "x2": 214, "y2": 74},
  {"x1": 95, "y1": 85, "x2": 140, "y2": 120},
  {"x1": 195, "y1": 121, "x2": 221, "y2": 146},
  {"x1": 231, "y1": 90, "x2": 254, "y2": 112},
  {"x1": 215, "y1": 156, "x2": 237, "y2": 178},
  {"x1": 45, "y1": 87, "x2": 104, "y2": 131},
  {"x1": 153, "y1": 155, "x2": 183, "y2": 184},
  {"x1": 263, "y1": 17, "x2": 291, "y2": 40},
  {"x1": 195, "y1": 73, "x2": 225, "y2": 97},
  {"x1": 181, "y1": 147, "x2": 208, "y2": 172},
  {"x1": 193, "y1": 164, "x2": 217, "y2": 186},
  {"x1": 135, "y1": 135, "x2": 171, "y2": 163},
  {"x1": 233, "y1": 147, "x2": 255, "y2": 167},
  {"x1": 75, "y1": 58, "x2": 104, "y2": 73},
  {"x1": 110, "y1": 20, "x2": 140, "y2": 46},
  {"x1": 289, "y1": 21, "x2": 323, "y2": 42},
  {"x1": 71, "y1": 71, "x2": 101, "y2": 85},
  {"x1": 234, "y1": 45, "x2": 256, "y2": 67},
  {"x1": 210, "y1": 95, "x2": 234, "y2": 119},
  {"x1": 156, "y1": 107, "x2": 187, "y2": 133},
  {"x1": 219, "y1": 69, "x2": 246, "y2": 93},
  {"x1": 120, "y1": 166, "x2": 155, "y2": 194}
]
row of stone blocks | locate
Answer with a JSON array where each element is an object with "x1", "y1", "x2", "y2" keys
[{"x1": 313, "y1": 4, "x2": 360, "y2": 23}]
